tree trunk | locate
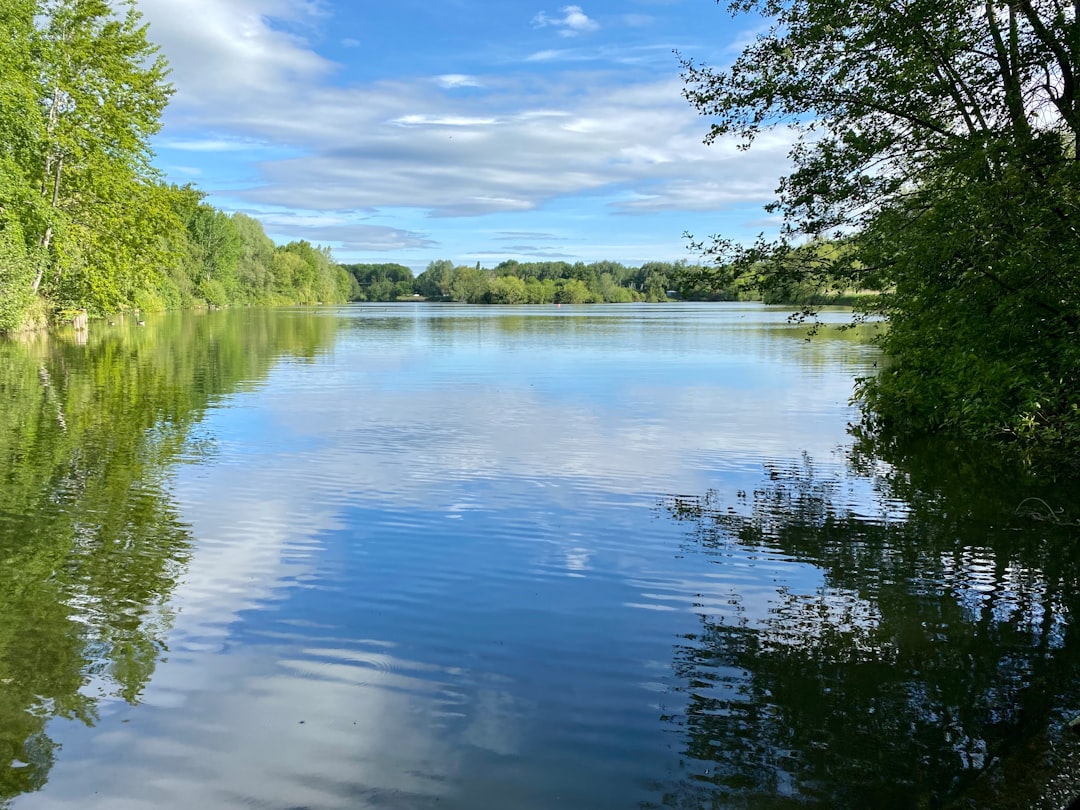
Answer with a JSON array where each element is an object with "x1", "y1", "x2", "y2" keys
[{"x1": 32, "y1": 153, "x2": 64, "y2": 293}]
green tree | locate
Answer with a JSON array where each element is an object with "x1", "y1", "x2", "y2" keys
[
  {"x1": 272, "y1": 240, "x2": 349, "y2": 305},
  {"x1": 344, "y1": 263, "x2": 414, "y2": 301},
  {"x1": 684, "y1": 0, "x2": 1080, "y2": 449},
  {"x1": 524, "y1": 277, "x2": 557, "y2": 303},
  {"x1": 487, "y1": 274, "x2": 527, "y2": 304},
  {"x1": 190, "y1": 206, "x2": 241, "y2": 295},
  {"x1": 0, "y1": 221, "x2": 38, "y2": 332},
  {"x1": 448, "y1": 264, "x2": 490, "y2": 303},
  {"x1": 32, "y1": 0, "x2": 173, "y2": 312},
  {"x1": 414, "y1": 259, "x2": 455, "y2": 299},
  {"x1": 0, "y1": 0, "x2": 47, "y2": 329},
  {"x1": 232, "y1": 212, "x2": 276, "y2": 304},
  {"x1": 366, "y1": 278, "x2": 395, "y2": 301},
  {"x1": 555, "y1": 278, "x2": 593, "y2": 304}
]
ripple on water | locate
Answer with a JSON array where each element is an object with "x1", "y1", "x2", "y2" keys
[{"x1": 11, "y1": 306, "x2": 1079, "y2": 810}]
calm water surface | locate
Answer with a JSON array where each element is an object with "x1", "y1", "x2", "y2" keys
[{"x1": 1, "y1": 304, "x2": 1078, "y2": 809}]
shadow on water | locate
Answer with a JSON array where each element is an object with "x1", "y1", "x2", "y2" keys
[
  {"x1": 0, "y1": 310, "x2": 336, "y2": 805},
  {"x1": 659, "y1": 435, "x2": 1080, "y2": 810}
]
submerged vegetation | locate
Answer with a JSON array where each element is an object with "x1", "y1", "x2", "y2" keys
[
  {"x1": 0, "y1": 0, "x2": 351, "y2": 332},
  {"x1": 684, "y1": 0, "x2": 1080, "y2": 453}
]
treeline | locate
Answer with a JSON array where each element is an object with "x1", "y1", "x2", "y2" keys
[
  {"x1": 155, "y1": 185, "x2": 353, "y2": 311},
  {"x1": 0, "y1": 0, "x2": 349, "y2": 332},
  {"x1": 343, "y1": 253, "x2": 867, "y2": 305},
  {"x1": 344, "y1": 259, "x2": 750, "y2": 304}
]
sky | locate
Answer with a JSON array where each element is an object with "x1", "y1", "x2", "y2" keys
[{"x1": 138, "y1": 0, "x2": 790, "y2": 271}]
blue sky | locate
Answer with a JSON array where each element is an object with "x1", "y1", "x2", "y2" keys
[{"x1": 140, "y1": 0, "x2": 790, "y2": 271}]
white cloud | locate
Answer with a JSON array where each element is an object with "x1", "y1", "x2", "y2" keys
[
  {"x1": 392, "y1": 114, "x2": 499, "y2": 127},
  {"x1": 524, "y1": 48, "x2": 567, "y2": 62},
  {"x1": 435, "y1": 74, "x2": 484, "y2": 89},
  {"x1": 290, "y1": 224, "x2": 439, "y2": 250},
  {"x1": 494, "y1": 231, "x2": 562, "y2": 241},
  {"x1": 160, "y1": 72, "x2": 794, "y2": 216},
  {"x1": 161, "y1": 137, "x2": 274, "y2": 152},
  {"x1": 142, "y1": 1, "x2": 794, "y2": 234},
  {"x1": 532, "y1": 5, "x2": 600, "y2": 36},
  {"x1": 139, "y1": 0, "x2": 334, "y2": 104},
  {"x1": 255, "y1": 210, "x2": 350, "y2": 228}
]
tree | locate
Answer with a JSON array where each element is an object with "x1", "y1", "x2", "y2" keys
[
  {"x1": 487, "y1": 274, "x2": 527, "y2": 304},
  {"x1": 343, "y1": 263, "x2": 414, "y2": 301},
  {"x1": 684, "y1": 0, "x2": 1080, "y2": 449},
  {"x1": 0, "y1": 0, "x2": 46, "y2": 329},
  {"x1": 414, "y1": 259, "x2": 455, "y2": 298},
  {"x1": 0, "y1": 2, "x2": 353, "y2": 324},
  {"x1": 270, "y1": 250, "x2": 309, "y2": 301},
  {"x1": 555, "y1": 278, "x2": 593, "y2": 304},
  {"x1": 448, "y1": 264, "x2": 490, "y2": 303},
  {"x1": 273, "y1": 240, "x2": 349, "y2": 304},
  {"x1": 189, "y1": 206, "x2": 241, "y2": 299},
  {"x1": 232, "y1": 212, "x2": 276, "y2": 304},
  {"x1": 31, "y1": 0, "x2": 173, "y2": 312}
]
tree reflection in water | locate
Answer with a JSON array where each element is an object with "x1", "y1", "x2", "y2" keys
[
  {"x1": 662, "y1": 444, "x2": 1080, "y2": 809},
  {"x1": 0, "y1": 310, "x2": 336, "y2": 805}
]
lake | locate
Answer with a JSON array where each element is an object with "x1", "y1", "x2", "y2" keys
[{"x1": 1, "y1": 303, "x2": 1078, "y2": 809}]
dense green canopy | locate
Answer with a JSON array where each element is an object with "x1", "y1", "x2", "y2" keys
[
  {"x1": 0, "y1": 0, "x2": 351, "y2": 331},
  {"x1": 402, "y1": 258, "x2": 710, "y2": 304},
  {"x1": 684, "y1": 0, "x2": 1080, "y2": 452}
]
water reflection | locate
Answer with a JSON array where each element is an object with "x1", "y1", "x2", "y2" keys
[
  {"x1": 6, "y1": 304, "x2": 876, "y2": 810},
  {"x1": 7, "y1": 304, "x2": 1075, "y2": 809},
  {"x1": 0, "y1": 310, "x2": 336, "y2": 804},
  {"x1": 663, "y1": 443, "x2": 1080, "y2": 809}
]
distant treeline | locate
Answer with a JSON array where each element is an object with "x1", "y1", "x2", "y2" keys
[
  {"x1": 343, "y1": 259, "x2": 699, "y2": 303},
  {"x1": 342, "y1": 251, "x2": 868, "y2": 305}
]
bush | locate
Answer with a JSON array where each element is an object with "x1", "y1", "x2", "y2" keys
[{"x1": 198, "y1": 277, "x2": 229, "y2": 308}]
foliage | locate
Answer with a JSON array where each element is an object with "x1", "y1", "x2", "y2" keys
[
  {"x1": 278, "y1": 240, "x2": 352, "y2": 304},
  {"x1": 343, "y1": 263, "x2": 414, "y2": 301},
  {"x1": 0, "y1": 221, "x2": 37, "y2": 332},
  {"x1": 32, "y1": 0, "x2": 173, "y2": 309},
  {"x1": 0, "y1": 1, "x2": 349, "y2": 331},
  {"x1": 683, "y1": 0, "x2": 1080, "y2": 450},
  {"x1": 232, "y1": 212, "x2": 277, "y2": 303},
  {"x1": 0, "y1": 0, "x2": 47, "y2": 330},
  {"x1": 405, "y1": 258, "x2": 731, "y2": 304}
]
